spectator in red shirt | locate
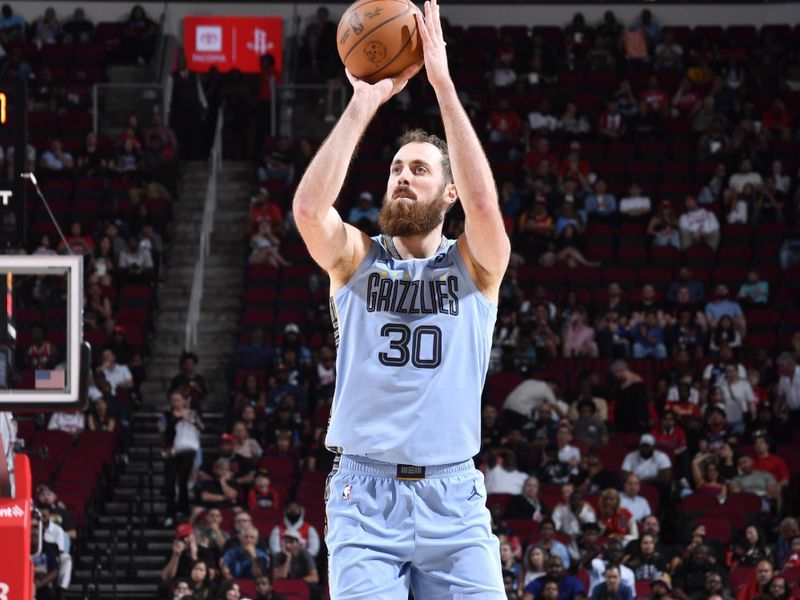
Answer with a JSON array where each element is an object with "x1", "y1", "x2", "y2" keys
[
  {"x1": 783, "y1": 536, "x2": 800, "y2": 568},
  {"x1": 736, "y1": 559, "x2": 774, "y2": 600},
  {"x1": 597, "y1": 488, "x2": 638, "y2": 545},
  {"x1": 598, "y1": 100, "x2": 627, "y2": 139},
  {"x1": 248, "y1": 188, "x2": 284, "y2": 234},
  {"x1": 651, "y1": 410, "x2": 687, "y2": 456},
  {"x1": 671, "y1": 78, "x2": 702, "y2": 117},
  {"x1": 27, "y1": 324, "x2": 58, "y2": 370},
  {"x1": 488, "y1": 98, "x2": 523, "y2": 143},
  {"x1": 523, "y1": 137, "x2": 559, "y2": 174},
  {"x1": 751, "y1": 434, "x2": 789, "y2": 489},
  {"x1": 640, "y1": 75, "x2": 669, "y2": 117},
  {"x1": 761, "y1": 98, "x2": 794, "y2": 140},
  {"x1": 559, "y1": 142, "x2": 592, "y2": 187}
]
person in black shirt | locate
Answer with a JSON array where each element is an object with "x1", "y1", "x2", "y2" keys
[
  {"x1": 198, "y1": 433, "x2": 255, "y2": 487},
  {"x1": 610, "y1": 360, "x2": 651, "y2": 433},
  {"x1": 505, "y1": 476, "x2": 551, "y2": 521},
  {"x1": 159, "y1": 523, "x2": 216, "y2": 590},
  {"x1": 169, "y1": 352, "x2": 207, "y2": 407}
]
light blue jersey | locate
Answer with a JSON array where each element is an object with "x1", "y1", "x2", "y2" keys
[{"x1": 326, "y1": 235, "x2": 497, "y2": 466}]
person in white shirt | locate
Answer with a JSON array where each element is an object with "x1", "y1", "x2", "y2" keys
[
  {"x1": 39, "y1": 504, "x2": 73, "y2": 591},
  {"x1": 723, "y1": 187, "x2": 748, "y2": 224},
  {"x1": 39, "y1": 137, "x2": 74, "y2": 172},
  {"x1": 551, "y1": 484, "x2": 597, "y2": 537},
  {"x1": 718, "y1": 364, "x2": 756, "y2": 434},
  {"x1": 504, "y1": 378, "x2": 569, "y2": 422},
  {"x1": 527, "y1": 98, "x2": 559, "y2": 133},
  {"x1": 484, "y1": 448, "x2": 529, "y2": 494},
  {"x1": 588, "y1": 541, "x2": 636, "y2": 596},
  {"x1": 619, "y1": 473, "x2": 652, "y2": 522},
  {"x1": 728, "y1": 158, "x2": 764, "y2": 193},
  {"x1": 99, "y1": 347, "x2": 133, "y2": 395},
  {"x1": 0, "y1": 411, "x2": 15, "y2": 496},
  {"x1": 679, "y1": 194, "x2": 720, "y2": 250},
  {"x1": 777, "y1": 352, "x2": 800, "y2": 431},
  {"x1": 556, "y1": 425, "x2": 581, "y2": 466},
  {"x1": 621, "y1": 434, "x2": 672, "y2": 485},
  {"x1": 47, "y1": 408, "x2": 85, "y2": 436},
  {"x1": 619, "y1": 182, "x2": 652, "y2": 219}
]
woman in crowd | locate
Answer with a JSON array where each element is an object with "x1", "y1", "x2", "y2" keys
[
  {"x1": 597, "y1": 488, "x2": 638, "y2": 545},
  {"x1": 518, "y1": 546, "x2": 549, "y2": 595}
]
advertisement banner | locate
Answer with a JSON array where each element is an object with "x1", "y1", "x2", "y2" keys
[{"x1": 184, "y1": 16, "x2": 283, "y2": 74}]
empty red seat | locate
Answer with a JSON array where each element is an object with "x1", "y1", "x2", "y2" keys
[{"x1": 273, "y1": 579, "x2": 311, "y2": 600}]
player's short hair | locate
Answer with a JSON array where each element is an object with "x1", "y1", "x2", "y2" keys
[{"x1": 398, "y1": 128, "x2": 452, "y2": 183}]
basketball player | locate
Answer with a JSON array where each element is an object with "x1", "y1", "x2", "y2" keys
[{"x1": 293, "y1": 0, "x2": 509, "y2": 597}]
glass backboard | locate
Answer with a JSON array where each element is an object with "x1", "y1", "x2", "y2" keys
[{"x1": 0, "y1": 255, "x2": 87, "y2": 408}]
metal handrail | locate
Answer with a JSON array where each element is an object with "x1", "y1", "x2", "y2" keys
[{"x1": 185, "y1": 105, "x2": 224, "y2": 350}]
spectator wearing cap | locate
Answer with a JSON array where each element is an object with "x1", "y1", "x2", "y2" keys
[
  {"x1": 198, "y1": 433, "x2": 255, "y2": 488},
  {"x1": 160, "y1": 523, "x2": 216, "y2": 583},
  {"x1": 194, "y1": 456, "x2": 240, "y2": 516},
  {"x1": 648, "y1": 575, "x2": 675, "y2": 600},
  {"x1": 269, "y1": 501, "x2": 321, "y2": 558},
  {"x1": 583, "y1": 179, "x2": 617, "y2": 224},
  {"x1": 221, "y1": 524, "x2": 271, "y2": 579},
  {"x1": 679, "y1": 195, "x2": 720, "y2": 250},
  {"x1": 621, "y1": 434, "x2": 672, "y2": 487},
  {"x1": 273, "y1": 529, "x2": 320, "y2": 585},
  {"x1": 347, "y1": 191, "x2": 380, "y2": 228},
  {"x1": 276, "y1": 323, "x2": 312, "y2": 366},
  {"x1": 619, "y1": 182, "x2": 652, "y2": 222}
]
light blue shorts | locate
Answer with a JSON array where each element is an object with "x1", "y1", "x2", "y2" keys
[{"x1": 325, "y1": 455, "x2": 505, "y2": 599}]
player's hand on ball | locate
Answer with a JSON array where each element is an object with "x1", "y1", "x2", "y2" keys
[
  {"x1": 346, "y1": 63, "x2": 422, "y2": 106},
  {"x1": 416, "y1": 0, "x2": 450, "y2": 88}
]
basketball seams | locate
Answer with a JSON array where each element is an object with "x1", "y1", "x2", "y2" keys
[{"x1": 338, "y1": 0, "x2": 415, "y2": 67}]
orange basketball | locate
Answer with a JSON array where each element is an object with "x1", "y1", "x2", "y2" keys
[{"x1": 337, "y1": 0, "x2": 424, "y2": 84}]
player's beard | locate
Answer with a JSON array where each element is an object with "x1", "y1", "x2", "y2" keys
[{"x1": 378, "y1": 184, "x2": 447, "y2": 238}]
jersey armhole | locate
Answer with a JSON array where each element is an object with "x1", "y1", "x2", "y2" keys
[
  {"x1": 451, "y1": 241, "x2": 497, "y2": 311},
  {"x1": 331, "y1": 239, "x2": 381, "y2": 303}
]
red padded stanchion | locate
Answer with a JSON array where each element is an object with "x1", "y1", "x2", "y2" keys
[{"x1": 0, "y1": 453, "x2": 33, "y2": 600}]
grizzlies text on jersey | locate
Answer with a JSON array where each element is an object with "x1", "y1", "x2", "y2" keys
[{"x1": 325, "y1": 235, "x2": 497, "y2": 465}]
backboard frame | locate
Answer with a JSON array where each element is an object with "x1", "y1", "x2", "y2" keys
[{"x1": 0, "y1": 255, "x2": 86, "y2": 409}]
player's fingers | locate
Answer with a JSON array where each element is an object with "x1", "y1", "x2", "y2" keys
[
  {"x1": 415, "y1": 12, "x2": 431, "y2": 46},
  {"x1": 432, "y1": 0, "x2": 443, "y2": 38}
]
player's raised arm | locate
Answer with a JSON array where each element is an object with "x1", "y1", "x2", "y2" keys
[
  {"x1": 416, "y1": 0, "x2": 510, "y2": 295},
  {"x1": 293, "y1": 65, "x2": 420, "y2": 287}
]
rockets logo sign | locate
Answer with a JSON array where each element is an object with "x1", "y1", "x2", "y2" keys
[{"x1": 185, "y1": 16, "x2": 283, "y2": 74}]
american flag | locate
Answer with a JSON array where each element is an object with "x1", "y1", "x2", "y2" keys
[{"x1": 35, "y1": 369, "x2": 65, "y2": 390}]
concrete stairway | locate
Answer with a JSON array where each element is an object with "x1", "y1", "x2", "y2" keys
[
  {"x1": 66, "y1": 412, "x2": 227, "y2": 599},
  {"x1": 140, "y1": 161, "x2": 253, "y2": 412}
]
